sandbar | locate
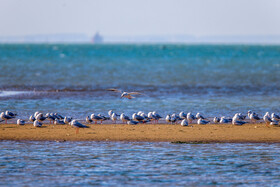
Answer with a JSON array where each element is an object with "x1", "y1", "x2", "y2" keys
[{"x1": 1, "y1": 123, "x2": 280, "y2": 143}]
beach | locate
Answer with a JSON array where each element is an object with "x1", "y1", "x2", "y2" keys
[{"x1": 1, "y1": 123, "x2": 280, "y2": 143}]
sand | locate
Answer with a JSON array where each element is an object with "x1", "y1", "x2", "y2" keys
[{"x1": 1, "y1": 123, "x2": 280, "y2": 143}]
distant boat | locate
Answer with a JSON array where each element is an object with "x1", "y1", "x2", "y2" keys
[{"x1": 92, "y1": 32, "x2": 103, "y2": 44}]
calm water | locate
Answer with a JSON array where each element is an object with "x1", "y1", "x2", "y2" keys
[
  {"x1": 0, "y1": 44, "x2": 280, "y2": 118},
  {"x1": 0, "y1": 141, "x2": 280, "y2": 186}
]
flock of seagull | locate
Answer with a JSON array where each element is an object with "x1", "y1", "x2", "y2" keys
[
  {"x1": 1, "y1": 109, "x2": 280, "y2": 134},
  {"x1": 0, "y1": 89, "x2": 279, "y2": 134}
]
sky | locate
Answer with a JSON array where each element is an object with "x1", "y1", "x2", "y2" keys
[{"x1": 0, "y1": 0, "x2": 280, "y2": 37}]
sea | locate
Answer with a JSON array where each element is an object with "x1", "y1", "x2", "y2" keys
[
  {"x1": 1, "y1": 44, "x2": 280, "y2": 186},
  {"x1": 0, "y1": 44, "x2": 279, "y2": 119}
]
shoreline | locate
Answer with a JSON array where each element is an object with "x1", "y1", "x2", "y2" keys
[{"x1": 1, "y1": 123, "x2": 280, "y2": 143}]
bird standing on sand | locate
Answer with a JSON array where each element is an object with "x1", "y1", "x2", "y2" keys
[
  {"x1": 107, "y1": 88, "x2": 144, "y2": 99},
  {"x1": 120, "y1": 113, "x2": 130, "y2": 124},
  {"x1": 249, "y1": 112, "x2": 261, "y2": 123},
  {"x1": 187, "y1": 112, "x2": 196, "y2": 124},
  {"x1": 263, "y1": 112, "x2": 272, "y2": 126},
  {"x1": 0, "y1": 112, "x2": 15, "y2": 124},
  {"x1": 70, "y1": 120, "x2": 89, "y2": 134}
]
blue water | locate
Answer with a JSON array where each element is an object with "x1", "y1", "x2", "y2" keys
[
  {"x1": 0, "y1": 141, "x2": 280, "y2": 186},
  {"x1": 0, "y1": 44, "x2": 280, "y2": 118}
]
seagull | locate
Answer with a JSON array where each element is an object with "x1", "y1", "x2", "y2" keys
[
  {"x1": 29, "y1": 115, "x2": 36, "y2": 123},
  {"x1": 46, "y1": 113, "x2": 56, "y2": 124},
  {"x1": 90, "y1": 113, "x2": 104, "y2": 124},
  {"x1": 0, "y1": 112, "x2": 15, "y2": 124},
  {"x1": 263, "y1": 112, "x2": 272, "y2": 126},
  {"x1": 35, "y1": 113, "x2": 47, "y2": 122},
  {"x1": 33, "y1": 120, "x2": 42, "y2": 127},
  {"x1": 110, "y1": 113, "x2": 118, "y2": 124},
  {"x1": 120, "y1": 113, "x2": 130, "y2": 124},
  {"x1": 5, "y1": 111, "x2": 17, "y2": 117},
  {"x1": 107, "y1": 88, "x2": 144, "y2": 99},
  {"x1": 181, "y1": 119, "x2": 189, "y2": 126},
  {"x1": 54, "y1": 118, "x2": 65, "y2": 125},
  {"x1": 64, "y1": 116, "x2": 72, "y2": 124},
  {"x1": 271, "y1": 113, "x2": 280, "y2": 121},
  {"x1": 219, "y1": 117, "x2": 232, "y2": 124},
  {"x1": 86, "y1": 116, "x2": 93, "y2": 123},
  {"x1": 187, "y1": 112, "x2": 196, "y2": 124},
  {"x1": 196, "y1": 113, "x2": 205, "y2": 120},
  {"x1": 132, "y1": 113, "x2": 145, "y2": 123},
  {"x1": 197, "y1": 118, "x2": 210, "y2": 125},
  {"x1": 232, "y1": 114, "x2": 247, "y2": 125},
  {"x1": 17, "y1": 119, "x2": 25, "y2": 125},
  {"x1": 70, "y1": 120, "x2": 89, "y2": 134},
  {"x1": 127, "y1": 120, "x2": 139, "y2": 125},
  {"x1": 213, "y1": 117, "x2": 220, "y2": 123},
  {"x1": 249, "y1": 112, "x2": 261, "y2": 123},
  {"x1": 270, "y1": 120, "x2": 279, "y2": 126},
  {"x1": 165, "y1": 114, "x2": 171, "y2": 123},
  {"x1": 152, "y1": 111, "x2": 162, "y2": 123},
  {"x1": 179, "y1": 111, "x2": 187, "y2": 120}
]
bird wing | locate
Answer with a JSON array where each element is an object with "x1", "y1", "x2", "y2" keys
[
  {"x1": 107, "y1": 88, "x2": 122, "y2": 93},
  {"x1": 127, "y1": 92, "x2": 143, "y2": 95}
]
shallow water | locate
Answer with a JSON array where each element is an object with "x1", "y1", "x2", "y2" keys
[
  {"x1": 0, "y1": 44, "x2": 279, "y2": 118},
  {"x1": 0, "y1": 141, "x2": 280, "y2": 186}
]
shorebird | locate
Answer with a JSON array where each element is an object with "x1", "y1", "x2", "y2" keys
[
  {"x1": 120, "y1": 113, "x2": 130, "y2": 124},
  {"x1": 90, "y1": 113, "x2": 104, "y2": 124},
  {"x1": 165, "y1": 114, "x2": 171, "y2": 123},
  {"x1": 70, "y1": 120, "x2": 89, "y2": 134},
  {"x1": 270, "y1": 120, "x2": 279, "y2": 126},
  {"x1": 33, "y1": 120, "x2": 42, "y2": 127},
  {"x1": 29, "y1": 115, "x2": 36, "y2": 122},
  {"x1": 46, "y1": 113, "x2": 56, "y2": 124},
  {"x1": 187, "y1": 112, "x2": 196, "y2": 124},
  {"x1": 127, "y1": 120, "x2": 139, "y2": 125},
  {"x1": 107, "y1": 88, "x2": 144, "y2": 99},
  {"x1": 35, "y1": 113, "x2": 47, "y2": 122},
  {"x1": 179, "y1": 111, "x2": 187, "y2": 120},
  {"x1": 213, "y1": 117, "x2": 220, "y2": 123},
  {"x1": 0, "y1": 112, "x2": 15, "y2": 124},
  {"x1": 181, "y1": 119, "x2": 189, "y2": 126},
  {"x1": 263, "y1": 112, "x2": 272, "y2": 126},
  {"x1": 197, "y1": 118, "x2": 210, "y2": 125},
  {"x1": 64, "y1": 116, "x2": 72, "y2": 124},
  {"x1": 17, "y1": 119, "x2": 25, "y2": 125},
  {"x1": 196, "y1": 113, "x2": 205, "y2": 120},
  {"x1": 54, "y1": 118, "x2": 65, "y2": 125},
  {"x1": 86, "y1": 116, "x2": 93, "y2": 123},
  {"x1": 249, "y1": 112, "x2": 261, "y2": 123},
  {"x1": 5, "y1": 111, "x2": 17, "y2": 117},
  {"x1": 132, "y1": 113, "x2": 145, "y2": 123},
  {"x1": 110, "y1": 113, "x2": 118, "y2": 124},
  {"x1": 219, "y1": 117, "x2": 232, "y2": 124},
  {"x1": 232, "y1": 114, "x2": 247, "y2": 125},
  {"x1": 271, "y1": 113, "x2": 280, "y2": 121},
  {"x1": 152, "y1": 111, "x2": 162, "y2": 123}
]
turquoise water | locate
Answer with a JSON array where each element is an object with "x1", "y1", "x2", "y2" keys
[
  {"x1": 1, "y1": 141, "x2": 280, "y2": 186},
  {"x1": 0, "y1": 44, "x2": 280, "y2": 118}
]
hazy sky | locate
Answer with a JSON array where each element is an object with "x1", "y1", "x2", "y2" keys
[{"x1": 0, "y1": 0, "x2": 280, "y2": 37}]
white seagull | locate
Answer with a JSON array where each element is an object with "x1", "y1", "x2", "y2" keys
[
  {"x1": 107, "y1": 88, "x2": 144, "y2": 99},
  {"x1": 17, "y1": 119, "x2": 25, "y2": 125},
  {"x1": 70, "y1": 120, "x2": 89, "y2": 134}
]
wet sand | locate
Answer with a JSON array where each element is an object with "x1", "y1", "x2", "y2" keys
[{"x1": 1, "y1": 123, "x2": 280, "y2": 143}]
